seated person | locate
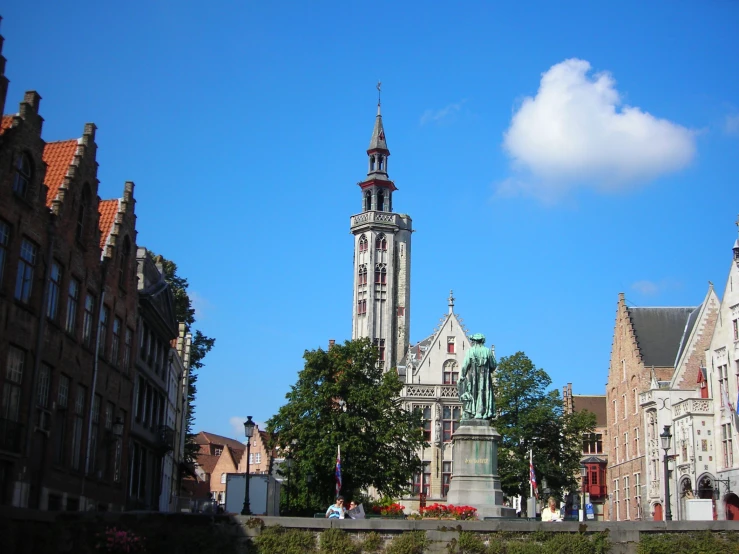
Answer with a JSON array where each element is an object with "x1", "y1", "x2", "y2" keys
[
  {"x1": 541, "y1": 497, "x2": 562, "y2": 522},
  {"x1": 325, "y1": 496, "x2": 346, "y2": 519}
]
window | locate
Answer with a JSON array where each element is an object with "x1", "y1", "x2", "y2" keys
[
  {"x1": 123, "y1": 328, "x2": 132, "y2": 373},
  {"x1": 622, "y1": 394, "x2": 627, "y2": 419},
  {"x1": 624, "y1": 476, "x2": 630, "y2": 520},
  {"x1": 634, "y1": 473, "x2": 641, "y2": 519},
  {"x1": 71, "y1": 385, "x2": 86, "y2": 470},
  {"x1": 118, "y1": 237, "x2": 131, "y2": 289},
  {"x1": 358, "y1": 264, "x2": 367, "y2": 286},
  {"x1": 722, "y1": 422, "x2": 733, "y2": 468},
  {"x1": 582, "y1": 433, "x2": 603, "y2": 454},
  {"x1": 442, "y1": 461, "x2": 452, "y2": 497},
  {"x1": 82, "y1": 294, "x2": 95, "y2": 346},
  {"x1": 214, "y1": 448, "x2": 222, "y2": 456},
  {"x1": 375, "y1": 234, "x2": 387, "y2": 251},
  {"x1": 249, "y1": 453, "x2": 253, "y2": 464},
  {"x1": 358, "y1": 234, "x2": 368, "y2": 252},
  {"x1": 377, "y1": 190, "x2": 385, "y2": 211},
  {"x1": 412, "y1": 461, "x2": 431, "y2": 496},
  {"x1": 363, "y1": 191, "x2": 371, "y2": 212},
  {"x1": 45, "y1": 261, "x2": 62, "y2": 320},
  {"x1": 14, "y1": 238, "x2": 37, "y2": 303},
  {"x1": 357, "y1": 299, "x2": 366, "y2": 315},
  {"x1": 624, "y1": 432, "x2": 629, "y2": 460},
  {"x1": 443, "y1": 360, "x2": 459, "y2": 385},
  {"x1": 614, "y1": 479, "x2": 620, "y2": 521},
  {"x1": 373, "y1": 338, "x2": 385, "y2": 363},
  {"x1": 98, "y1": 306, "x2": 109, "y2": 356},
  {"x1": 54, "y1": 376, "x2": 70, "y2": 465},
  {"x1": 58, "y1": 375, "x2": 70, "y2": 409},
  {"x1": 374, "y1": 264, "x2": 387, "y2": 284},
  {"x1": 588, "y1": 464, "x2": 599, "y2": 486},
  {"x1": 76, "y1": 185, "x2": 89, "y2": 243},
  {"x1": 65, "y1": 279, "x2": 80, "y2": 334},
  {"x1": 443, "y1": 405, "x2": 460, "y2": 442},
  {"x1": 447, "y1": 337, "x2": 455, "y2": 354},
  {"x1": 633, "y1": 388, "x2": 638, "y2": 414},
  {"x1": 37, "y1": 364, "x2": 51, "y2": 408},
  {"x1": 614, "y1": 436, "x2": 619, "y2": 463},
  {"x1": 613, "y1": 399, "x2": 617, "y2": 422},
  {"x1": 12, "y1": 152, "x2": 31, "y2": 198},
  {"x1": 719, "y1": 364, "x2": 729, "y2": 408},
  {"x1": 416, "y1": 406, "x2": 431, "y2": 441},
  {"x1": 255, "y1": 452, "x2": 261, "y2": 464},
  {"x1": 0, "y1": 220, "x2": 9, "y2": 285},
  {"x1": 220, "y1": 473, "x2": 226, "y2": 484},
  {"x1": 1, "y1": 346, "x2": 25, "y2": 422},
  {"x1": 634, "y1": 428, "x2": 639, "y2": 457},
  {"x1": 734, "y1": 318, "x2": 739, "y2": 341},
  {"x1": 111, "y1": 317, "x2": 121, "y2": 364}
]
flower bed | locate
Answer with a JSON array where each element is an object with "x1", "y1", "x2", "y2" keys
[
  {"x1": 370, "y1": 502, "x2": 406, "y2": 517},
  {"x1": 419, "y1": 503, "x2": 478, "y2": 520}
]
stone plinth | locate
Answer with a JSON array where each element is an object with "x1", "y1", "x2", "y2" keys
[{"x1": 446, "y1": 419, "x2": 516, "y2": 519}]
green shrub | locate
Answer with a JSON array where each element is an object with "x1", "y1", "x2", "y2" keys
[
  {"x1": 254, "y1": 525, "x2": 317, "y2": 554},
  {"x1": 637, "y1": 531, "x2": 739, "y2": 554},
  {"x1": 455, "y1": 531, "x2": 487, "y2": 553},
  {"x1": 320, "y1": 528, "x2": 360, "y2": 554},
  {"x1": 360, "y1": 531, "x2": 383, "y2": 553},
  {"x1": 385, "y1": 530, "x2": 428, "y2": 554}
]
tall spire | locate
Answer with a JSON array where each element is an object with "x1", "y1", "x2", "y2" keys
[{"x1": 368, "y1": 81, "x2": 388, "y2": 153}]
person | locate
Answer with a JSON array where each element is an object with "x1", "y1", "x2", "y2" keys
[
  {"x1": 346, "y1": 500, "x2": 358, "y2": 519},
  {"x1": 325, "y1": 496, "x2": 346, "y2": 519},
  {"x1": 541, "y1": 497, "x2": 562, "y2": 522}
]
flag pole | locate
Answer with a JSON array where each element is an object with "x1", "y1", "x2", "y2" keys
[{"x1": 529, "y1": 449, "x2": 533, "y2": 499}]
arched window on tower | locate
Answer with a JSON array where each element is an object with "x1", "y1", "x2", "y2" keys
[
  {"x1": 359, "y1": 235, "x2": 368, "y2": 252},
  {"x1": 378, "y1": 156, "x2": 384, "y2": 171},
  {"x1": 364, "y1": 191, "x2": 372, "y2": 211},
  {"x1": 119, "y1": 236, "x2": 131, "y2": 289},
  {"x1": 375, "y1": 264, "x2": 387, "y2": 284},
  {"x1": 377, "y1": 190, "x2": 385, "y2": 211},
  {"x1": 76, "y1": 184, "x2": 91, "y2": 243},
  {"x1": 12, "y1": 152, "x2": 32, "y2": 198},
  {"x1": 358, "y1": 264, "x2": 367, "y2": 286},
  {"x1": 375, "y1": 234, "x2": 387, "y2": 251},
  {"x1": 369, "y1": 156, "x2": 375, "y2": 172}
]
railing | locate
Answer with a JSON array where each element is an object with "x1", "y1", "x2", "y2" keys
[
  {"x1": 351, "y1": 211, "x2": 401, "y2": 227},
  {"x1": 0, "y1": 418, "x2": 23, "y2": 453},
  {"x1": 672, "y1": 398, "x2": 712, "y2": 418},
  {"x1": 402, "y1": 385, "x2": 459, "y2": 399}
]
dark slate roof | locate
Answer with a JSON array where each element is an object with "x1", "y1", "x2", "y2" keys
[
  {"x1": 572, "y1": 396, "x2": 607, "y2": 427},
  {"x1": 628, "y1": 306, "x2": 696, "y2": 368},
  {"x1": 674, "y1": 306, "x2": 701, "y2": 366}
]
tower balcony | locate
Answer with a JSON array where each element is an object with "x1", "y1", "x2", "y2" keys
[{"x1": 350, "y1": 211, "x2": 410, "y2": 231}]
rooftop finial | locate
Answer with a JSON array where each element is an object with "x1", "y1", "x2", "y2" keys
[
  {"x1": 448, "y1": 289, "x2": 455, "y2": 314},
  {"x1": 735, "y1": 213, "x2": 739, "y2": 234},
  {"x1": 377, "y1": 80, "x2": 382, "y2": 108}
]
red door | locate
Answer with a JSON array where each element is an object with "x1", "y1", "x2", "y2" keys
[
  {"x1": 653, "y1": 503, "x2": 663, "y2": 521},
  {"x1": 725, "y1": 495, "x2": 739, "y2": 520}
]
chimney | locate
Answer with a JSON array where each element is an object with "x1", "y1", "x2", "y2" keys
[
  {"x1": 328, "y1": 339, "x2": 335, "y2": 350},
  {"x1": 20, "y1": 90, "x2": 41, "y2": 116}
]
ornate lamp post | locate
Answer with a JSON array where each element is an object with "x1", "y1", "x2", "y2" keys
[
  {"x1": 580, "y1": 465, "x2": 587, "y2": 522},
  {"x1": 241, "y1": 416, "x2": 255, "y2": 516},
  {"x1": 660, "y1": 425, "x2": 673, "y2": 521}
]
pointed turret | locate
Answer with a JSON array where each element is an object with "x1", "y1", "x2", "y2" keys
[{"x1": 368, "y1": 102, "x2": 388, "y2": 153}]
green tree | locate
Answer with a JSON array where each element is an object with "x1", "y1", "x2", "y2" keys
[
  {"x1": 266, "y1": 338, "x2": 427, "y2": 513},
  {"x1": 495, "y1": 351, "x2": 595, "y2": 505},
  {"x1": 156, "y1": 255, "x2": 215, "y2": 464}
]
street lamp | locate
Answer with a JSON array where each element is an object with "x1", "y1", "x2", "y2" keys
[
  {"x1": 660, "y1": 425, "x2": 673, "y2": 521},
  {"x1": 241, "y1": 416, "x2": 255, "y2": 516},
  {"x1": 580, "y1": 465, "x2": 588, "y2": 522}
]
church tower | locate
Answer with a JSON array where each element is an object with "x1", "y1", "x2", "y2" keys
[{"x1": 351, "y1": 89, "x2": 412, "y2": 368}]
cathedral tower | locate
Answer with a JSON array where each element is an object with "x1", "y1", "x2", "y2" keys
[{"x1": 350, "y1": 90, "x2": 412, "y2": 368}]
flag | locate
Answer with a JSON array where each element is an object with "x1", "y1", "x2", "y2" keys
[
  {"x1": 335, "y1": 445, "x2": 342, "y2": 497},
  {"x1": 529, "y1": 455, "x2": 539, "y2": 499}
]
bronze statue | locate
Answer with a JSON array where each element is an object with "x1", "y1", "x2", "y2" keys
[{"x1": 458, "y1": 334, "x2": 496, "y2": 420}]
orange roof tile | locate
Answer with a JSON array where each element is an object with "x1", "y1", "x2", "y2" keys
[
  {"x1": 98, "y1": 199, "x2": 119, "y2": 251},
  {"x1": 0, "y1": 115, "x2": 13, "y2": 135},
  {"x1": 42, "y1": 139, "x2": 79, "y2": 207}
]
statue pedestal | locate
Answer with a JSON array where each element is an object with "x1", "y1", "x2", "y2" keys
[{"x1": 446, "y1": 419, "x2": 516, "y2": 519}]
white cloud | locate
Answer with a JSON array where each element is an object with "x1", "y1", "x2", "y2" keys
[
  {"x1": 500, "y1": 59, "x2": 696, "y2": 199},
  {"x1": 631, "y1": 280, "x2": 660, "y2": 296},
  {"x1": 229, "y1": 416, "x2": 264, "y2": 440},
  {"x1": 725, "y1": 114, "x2": 739, "y2": 135},
  {"x1": 420, "y1": 100, "x2": 466, "y2": 125},
  {"x1": 190, "y1": 290, "x2": 213, "y2": 320}
]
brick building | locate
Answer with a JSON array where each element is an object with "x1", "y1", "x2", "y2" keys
[
  {"x1": 606, "y1": 288, "x2": 718, "y2": 521},
  {"x1": 0, "y1": 25, "x2": 138, "y2": 510}
]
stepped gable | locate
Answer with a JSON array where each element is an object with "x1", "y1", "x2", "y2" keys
[
  {"x1": 98, "y1": 199, "x2": 120, "y2": 250},
  {"x1": 42, "y1": 139, "x2": 80, "y2": 207},
  {"x1": 627, "y1": 306, "x2": 696, "y2": 368}
]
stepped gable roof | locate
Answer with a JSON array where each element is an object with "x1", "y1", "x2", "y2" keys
[
  {"x1": 198, "y1": 431, "x2": 246, "y2": 452},
  {"x1": 0, "y1": 115, "x2": 13, "y2": 134},
  {"x1": 98, "y1": 199, "x2": 119, "y2": 250},
  {"x1": 674, "y1": 305, "x2": 701, "y2": 367},
  {"x1": 627, "y1": 306, "x2": 696, "y2": 368},
  {"x1": 195, "y1": 453, "x2": 218, "y2": 476},
  {"x1": 42, "y1": 139, "x2": 79, "y2": 207},
  {"x1": 572, "y1": 395, "x2": 607, "y2": 427}
]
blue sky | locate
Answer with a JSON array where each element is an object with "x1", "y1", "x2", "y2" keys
[{"x1": 3, "y1": 1, "x2": 738, "y2": 440}]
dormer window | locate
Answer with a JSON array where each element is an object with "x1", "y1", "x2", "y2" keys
[{"x1": 12, "y1": 152, "x2": 32, "y2": 198}]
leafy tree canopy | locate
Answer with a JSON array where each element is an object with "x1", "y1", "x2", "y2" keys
[
  {"x1": 495, "y1": 351, "x2": 595, "y2": 501},
  {"x1": 266, "y1": 338, "x2": 428, "y2": 513}
]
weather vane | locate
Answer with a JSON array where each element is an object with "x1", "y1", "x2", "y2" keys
[{"x1": 377, "y1": 81, "x2": 382, "y2": 106}]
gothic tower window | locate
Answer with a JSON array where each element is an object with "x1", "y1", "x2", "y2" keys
[
  {"x1": 369, "y1": 156, "x2": 375, "y2": 172},
  {"x1": 377, "y1": 190, "x2": 385, "y2": 211},
  {"x1": 378, "y1": 156, "x2": 384, "y2": 171},
  {"x1": 357, "y1": 299, "x2": 367, "y2": 315},
  {"x1": 358, "y1": 264, "x2": 367, "y2": 286},
  {"x1": 375, "y1": 234, "x2": 387, "y2": 251},
  {"x1": 375, "y1": 264, "x2": 387, "y2": 284},
  {"x1": 359, "y1": 234, "x2": 368, "y2": 252},
  {"x1": 364, "y1": 191, "x2": 372, "y2": 212},
  {"x1": 12, "y1": 152, "x2": 32, "y2": 198},
  {"x1": 373, "y1": 338, "x2": 386, "y2": 363}
]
